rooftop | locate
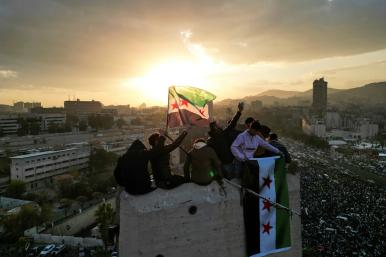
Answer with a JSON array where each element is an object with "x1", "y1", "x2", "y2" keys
[
  {"x1": 10, "y1": 147, "x2": 80, "y2": 159},
  {"x1": 0, "y1": 196, "x2": 34, "y2": 211}
]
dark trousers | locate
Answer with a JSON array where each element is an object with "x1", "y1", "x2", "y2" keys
[{"x1": 156, "y1": 175, "x2": 187, "y2": 189}]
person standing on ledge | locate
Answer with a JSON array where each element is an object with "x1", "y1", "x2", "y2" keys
[
  {"x1": 148, "y1": 130, "x2": 188, "y2": 189},
  {"x1": 208, "y1": 102, "x2": 244, "y2": 179},
  {"x1": 231, "y1": 120, "x2": 281, "y2": 162}
]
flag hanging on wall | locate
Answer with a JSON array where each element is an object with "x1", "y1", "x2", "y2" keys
[
  {"x1": 167, "y1": 86, "x2": 216, "y2": 128},
  {"x1": 244, "y1": 157, "x2": 291, "y2": 257}
]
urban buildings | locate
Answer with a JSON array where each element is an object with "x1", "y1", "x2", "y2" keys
[
  {"x1": 0, "y1": 113, "x2": 66, "y2": 135},
  {"x1": 64, "y1": 99, "x2": 103, "y2": 116},
  {"x1": 302, "y1": 118, "x2": 326, "y2": 138},
  {"x1": 39, "y1": 113, "x2": 66, "y2": 131},
  {"x1": 312, "y1": 78, "x2": 328, "y2": 113},
  {"x1": 359, "y1": 119, "x2": 379, "y2": 139},
  {"x1": 10, "y1": 147, "x2": 90, "y2": 191},
  {"x1": 0, "y1": 115, "x2": 19, "y2": 134},
  {"x1": 13, "y1": 102, "x2": 42, "y2": 113}
]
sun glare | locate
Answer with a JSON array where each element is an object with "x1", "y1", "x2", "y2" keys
[{"x1": 125, "y1": 59, "x2": 213, "y2": 104}]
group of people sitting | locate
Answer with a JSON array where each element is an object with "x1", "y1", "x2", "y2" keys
[{"x1": 114, "y1": 102, "x2": 291, "y2": 195}]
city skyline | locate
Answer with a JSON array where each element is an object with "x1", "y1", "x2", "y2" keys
[{"x1": 1, "y1": 0, "x2": 386, "y2": 106}]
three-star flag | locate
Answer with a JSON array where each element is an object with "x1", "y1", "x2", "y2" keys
[{"x1": 167, "y1": 86, "x2": 216, "y2": 128}]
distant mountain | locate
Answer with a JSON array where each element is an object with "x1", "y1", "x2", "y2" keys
[
  {"x1": 329, "y1": 82, "x2": 386, "y2": 106},
  {"x1": 216, "y1": 82, "x2": 386, "y2": 107},
  {"x1": 257, "y1": 90, "x2": 300, "y2": 99}
]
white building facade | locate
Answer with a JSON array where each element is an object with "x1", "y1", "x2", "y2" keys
[
  {"x1": 39, "y1": 113, "x2": 66, "y2": 131},
  {"x1": 359, "y1": 120, "x2": 379, "y2": 139},
  {"x1": 302, "y1": 118, "x2": 326, "y2": 138},
  {"x1": 10, "y1": 147, "x2": 90, "y2": 191},
  {"x1": 0, "y1": 115, "x2": 19, "y2": 134}
]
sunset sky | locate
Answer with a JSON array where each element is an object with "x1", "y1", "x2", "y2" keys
[{"x1": 1, "y1": 0, "x2": 386, "y2": 107}]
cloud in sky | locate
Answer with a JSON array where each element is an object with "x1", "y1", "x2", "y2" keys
[
  {"x1": 0, "y1": 0, "x2": 385, "y2": 106},
  {"x1": 0, "y1": 69, "x2": 17, "y2": 78}
]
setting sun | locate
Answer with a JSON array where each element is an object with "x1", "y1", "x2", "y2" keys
[{"x1": 124, "y1": 59, "x2": 214, "y2": 104}]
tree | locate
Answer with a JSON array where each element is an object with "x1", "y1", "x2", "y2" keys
[
  {"x1": 92, "y1": 247, "x2": 110, "y2": 257},
  {"x1": 5, "y1": 180, "x2": 26, "y2": 198},
  {"x1": 131, "y1": 117, "x2": 143, "y2": 125},
  {"x1": 79, "y1": 120, "x2": 88, "y2": 131},
  {"x1": 29, "y1": 122, "x2": 40, "y2": 135},
  {"x1": 116, "y1": 118, "x2": 127, "y2": 129},
  {"x1": 95, "y1": 203, "x2": 115, "y2": 247},
  {"x1": 90, "y1": 149, "x2": 118, "y2": 173},
  {"x1": 59, "y1": 198, "x2": 73, "y2": 216},
  {"x1": 0, "y1": 156, "x2": 10, "y2": 177},
  {"x1": 38, "y1": 204, "x2": 53, "y2": 225},
  {"x1": 17, "y1": 118, "x2": 29, "y2": 136},
  {"x1": 88, "y1": 114, "x2": 114, "y2": 130},
  {"x1": 76, "y1": 195, "x2": 88, "y2": 209},
  {"x1": 48, "y1": 122, "x2": 60, "y2": 133},
  {"x1": 2, "y1": 205, "x2": 40, "y2": 241}
]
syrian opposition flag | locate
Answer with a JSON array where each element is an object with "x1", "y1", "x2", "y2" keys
[
  {"x1": 167, "y1": 86, "x2": 216, "y2": 128},
  {"x1": 246, "y1": 157, "x2": 291, "y2": 257}
]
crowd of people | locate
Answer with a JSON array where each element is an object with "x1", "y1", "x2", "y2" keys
[
  {"x1": 114, "y1": 102, "x2": 291, "y2": 194},
  {"x1": 293, "y1": 142, "x2": 386, "y2": 257}
]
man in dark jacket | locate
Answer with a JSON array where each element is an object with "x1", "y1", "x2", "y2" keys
[
  {"x1": 148, "y1": 130, "x2": 188, "y2": 189},
  {"x1": 207, "y1": 102, "x2": 244, "y2": 179},
  {"x1": 269, "y1": 133, "x2": 291, "y2": 163},
  {"x1": 184, "y1": 138, "x2": 222, "y2": 185}
]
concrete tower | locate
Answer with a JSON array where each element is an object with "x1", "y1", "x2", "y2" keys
[{"x1": 312, "y1": 78, "x2": 328, "y2": 113}]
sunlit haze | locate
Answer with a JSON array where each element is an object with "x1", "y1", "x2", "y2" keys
[{"x1": 1, "y1": 0, "x2": 386, "y2": 106}]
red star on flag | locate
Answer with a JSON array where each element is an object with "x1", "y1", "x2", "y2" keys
[
  {"x1": 199, "y1": 109, "x2": 205, "y2": 116},
  {"x1": 171, "y1": 102, "x2": 179, "y2": 110},
  {"x1": 180, "y1": 99, "x2": 189, "y2": 107},
  {"x1": 262, "y1": 222, "x2": 273, "y2": 235},
  {"x1": 262, "y1": 200, "x2": 271, "y2": 212},
  {"x1": 262, "y1": 176, "x2": 272, "y2": 189}
]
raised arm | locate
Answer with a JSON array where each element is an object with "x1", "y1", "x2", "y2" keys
[
  {"x1": 223, "y1": 103, "x2": 243, "y2": 132},
  {"x1": 163, "y1": 130, "x2": 188, "y2": 153},
  {"x1": 231, "y1": 134, "x2": 246, "y2": 161},
  {"x1": 143, "y1": 131, "x2": 188, "y2": 160}
]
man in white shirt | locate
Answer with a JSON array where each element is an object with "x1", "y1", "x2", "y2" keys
[{"x1": 231, "y1": 121, "x2": 281, "y2": 161}]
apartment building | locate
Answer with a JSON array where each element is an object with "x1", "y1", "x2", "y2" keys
[{"x1": 10, "y1": 147, "x2": 90, "y2": 191}]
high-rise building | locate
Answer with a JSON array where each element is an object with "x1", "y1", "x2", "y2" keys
[{"x1": 312, "y1": 78, "x2": 328, "y2": 113}]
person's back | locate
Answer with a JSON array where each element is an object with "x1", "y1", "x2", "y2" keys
[
  {"x1": 269, "y1": 133, "x2": 291, "y2": 163},
  {"x1": 184, "y1": 140, "x2": 222, "y2": 185},
  {"x1": 149, "y1": 131, "x2": 188, "y2": 189},
  {"x1": 114, "y1": 140, "x2": 154, "y2": 195},
  {"x1": 208, "y1": 103, "x2": 243, "y2": 164}
]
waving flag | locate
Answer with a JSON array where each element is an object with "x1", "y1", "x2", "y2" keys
[
  {"x1": 245, "y1": 157, "x2": 291, "y2": 257},
  {"x1": 167, "y1": 86, "x2": 216, "y2": 128}
]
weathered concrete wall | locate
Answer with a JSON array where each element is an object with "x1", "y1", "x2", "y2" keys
[{"x1": 119, "y1": 175, "x2": 301, "y2": 257}]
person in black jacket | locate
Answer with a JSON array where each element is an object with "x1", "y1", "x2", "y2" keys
[
  {"x1": 148, "y1": 130, "x2": 188, "y2": 189},
  {"x1": 208, "y1": 102, "x2": 244, "y2": 179},
  {"x1": 114, "y1": 131, "x2": 188, "y2": 194},
  {"x1": 268, "y1": 133, "x2": 292, "y2": 163}
]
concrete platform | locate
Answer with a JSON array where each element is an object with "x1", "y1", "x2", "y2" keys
[{"x1": 119, "y1": 175, "x2": 301, "y2": 257}]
